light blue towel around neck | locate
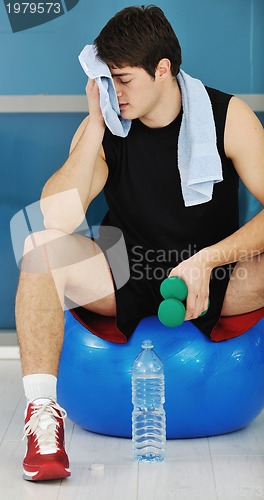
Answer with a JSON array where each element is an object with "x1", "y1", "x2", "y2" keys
[
  {"x1": 176, "y1": 70, "x2": 223, "y2": 206},
  {"x1": 78, "y1": 44, "x2": 222, "y2": 206}
]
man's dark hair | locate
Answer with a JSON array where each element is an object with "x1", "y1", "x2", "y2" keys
[{"x1": 94, "y1": 5, "x2": 182, "y2": 78}]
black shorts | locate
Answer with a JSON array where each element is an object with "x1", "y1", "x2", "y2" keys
[
  {"x1": 114, "y1": 261, "x2": 236, "y2": 340},
  {"x1": 72, "y1": 226, "x2": 236, "y2": 341}
]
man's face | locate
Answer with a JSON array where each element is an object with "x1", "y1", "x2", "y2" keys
[{"x1": 111, "y1": 65, "x2": 161, "y2": 123}]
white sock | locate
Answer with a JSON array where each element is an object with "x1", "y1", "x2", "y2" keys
[{"x1": 23, "y1": 374, "x2": 57, "y2": 403}]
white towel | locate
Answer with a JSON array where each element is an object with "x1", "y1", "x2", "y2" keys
[{"x1": 78, "y1": 44, "x2": 222, "y2": 206}]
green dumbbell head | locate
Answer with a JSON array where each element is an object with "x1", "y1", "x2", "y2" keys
[
  {"x1": 158, "y1": 298, "x2": 186, "y2": 328},
  {"x1": 199, "y1": 299, "x2": 210, "y2": 317},
  {"x1": 160, "y1": 276, "x2": 188, "y2": 301}
]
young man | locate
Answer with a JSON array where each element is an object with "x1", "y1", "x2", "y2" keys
[{"x1": 16, "y1": 5, "x2": 264, "y2": 481}]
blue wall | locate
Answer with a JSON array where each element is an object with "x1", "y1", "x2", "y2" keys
[
  {"x1": 0, "y1": 0, "x2": 263, "y2": 329},
  {"x1": 0, "y1": 0, "x2": 263, "y2": 94}
]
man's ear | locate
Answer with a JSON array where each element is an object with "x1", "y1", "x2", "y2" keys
[{"x1": 155, "y1": 58, "x2": 171, "y2": 80}]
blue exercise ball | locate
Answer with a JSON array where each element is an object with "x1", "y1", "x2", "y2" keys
[{"x1": 57, "y1": 311, "x2": 264, "y2": 438}]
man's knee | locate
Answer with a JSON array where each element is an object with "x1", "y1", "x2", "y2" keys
[
  {"x1": 222, "y1": 252, "x2": 264, "y2": 315},
  {"x1": 23, "y1": 228, "x2": 68, "y2": 254},
  {"x1": 21, "y1": 229, "x2": 75, "y2": 274}
]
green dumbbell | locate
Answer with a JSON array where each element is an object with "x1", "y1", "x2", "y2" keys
[
  {"x1": 158, "y1": 276, "x2": 210, "y2": 328},
  {"x1": 158, "y1": 298, "x2": 186, "y2": 327},
  {"x1": 160, "y1": 276, "x2": 188, "y2": 301}
]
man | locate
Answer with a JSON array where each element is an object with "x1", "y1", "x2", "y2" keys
[{"x1": 16, "y1": 5, "x2": 264, "y2": 481}]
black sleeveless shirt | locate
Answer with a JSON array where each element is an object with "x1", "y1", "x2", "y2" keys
[{"x1": 101, "y1": 86, "x2": 239, "y2": 340}]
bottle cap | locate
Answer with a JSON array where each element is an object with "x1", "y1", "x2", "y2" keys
[
  {"x1": 91, "y1": 463, "x2": 104, "y2": 472},
  {"x1": 141, "y1": 339, "x2": 154, "y2": 349}
]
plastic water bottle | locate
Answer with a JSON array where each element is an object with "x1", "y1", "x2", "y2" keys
[{"x1": 132, "y1": 339, "x2": 166, "y2": 462}]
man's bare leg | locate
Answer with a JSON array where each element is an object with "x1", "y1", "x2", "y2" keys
[
  {"x1": 221, "y1": 253, "x2": 264, "y2": 316},
  {"x1": 16, "y1": 228, "x2": 118, "y2": 480},
  {"x1": 16, "y1": 229, "x2": 116, "y2": 376}
]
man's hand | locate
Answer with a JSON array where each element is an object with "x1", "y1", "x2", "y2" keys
[
  {"x1": 86, "y1": 78, "x2": 105, "y2": 128},
  {"x1": 169, "y1": 249, "x2": 212, "y2": 320}
]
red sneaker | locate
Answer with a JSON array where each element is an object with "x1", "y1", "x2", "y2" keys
[{"x1": 22, "y1": 399, "x2": 71, "y2": 481}]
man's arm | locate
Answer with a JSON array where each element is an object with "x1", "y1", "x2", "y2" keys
[
  {"x1": 40, "y1": 80, "x2": 108, "y2": 233},
  {"x1": 170, "y1": 97, "x2": 264, "y2": 318},
  {"x1": 225, "y1": 96, "x2": 264, "y2": 205},
  {"x1": 204, "y1": 97, "x2": 264, "y2": 264}
]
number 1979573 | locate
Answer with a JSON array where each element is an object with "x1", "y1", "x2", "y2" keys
[{"x1": 5, "y1": 3, "x2": 62, "y2": 15}]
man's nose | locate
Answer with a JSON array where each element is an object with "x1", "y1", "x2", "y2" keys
[{"x1": 114, "y1": 82, "x2": 123, "y2": 97}]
